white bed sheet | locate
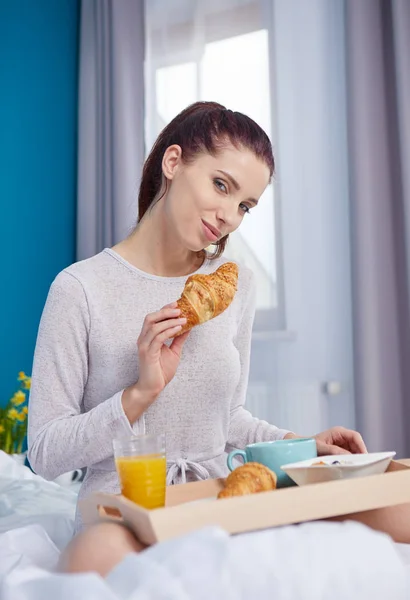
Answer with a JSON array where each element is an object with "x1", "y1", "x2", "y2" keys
[
  {"x1": 0, "y1": 451, "x2": 77, "y2": 551},
  {"x1": 1, "y1": 451, "x2": 410, "y2": 600}
]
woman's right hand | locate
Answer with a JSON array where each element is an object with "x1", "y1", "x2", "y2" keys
[
  {"x1": 134, "y1": 302, "x2": 189, "y2": 400},
  {"x1": 122, "y1": 302, "x2": 189, "y2": 424}
]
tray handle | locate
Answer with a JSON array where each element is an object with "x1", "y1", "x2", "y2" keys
[{"x1": 80, "y1": 492, "x2": 125, "y2": 526}]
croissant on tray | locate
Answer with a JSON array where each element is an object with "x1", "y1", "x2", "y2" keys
[
  {"x1": 217, "y1": 462, "x2": 277, "y2": 499},
  {"x1": 175, "y1": 262, "x2": 238, "y2": 336}
]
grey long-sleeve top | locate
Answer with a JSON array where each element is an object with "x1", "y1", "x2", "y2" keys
[{"x1": 27, "y1": 249, "x2": 289, "y2": 531}]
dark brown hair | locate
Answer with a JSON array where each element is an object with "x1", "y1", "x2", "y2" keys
[{"x1": 138, "y1": 101, "x2": 275, "y2": 259}]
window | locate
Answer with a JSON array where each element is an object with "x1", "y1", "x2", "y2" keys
[{"x1": 145, "y1": 1, "x2": 284, "y2": 330}]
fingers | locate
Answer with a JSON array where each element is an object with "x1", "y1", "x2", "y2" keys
[
  {"x1": 169, "y1": 331, "x2": 190, "y2": 356},
  {"x1": 347, "y1": 431, "x2": 368, "y2": 454},
  {"x1": 317, "y1": 442, "x2": 351, "y2": 456},
  {"x1": 139, "y1": 303, "x2": 185, "y2": 346},
  {"x1": 141, "y1": 316, "x2": 187, "y2": 349},
  {"x1": 139, "y1": 303, "x2": 181, "y2": 338},
  {"x1": 148, "y1": 325, "x2": 188, "y2": 355},
  {"x1": 332, "y1": 426, "x2": 368, "y2": 454},
  {"x1": 326, "y1": 445, "x2": 351, "y2": 456}
]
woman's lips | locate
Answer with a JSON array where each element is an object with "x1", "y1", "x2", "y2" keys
[{"x1": 202, "y1": 220, "x2": 220, "y2": 242}]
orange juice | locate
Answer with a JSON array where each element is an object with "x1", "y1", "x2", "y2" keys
[{"x1": 115, "y1": 453, "x2": 166, "y2": 509}]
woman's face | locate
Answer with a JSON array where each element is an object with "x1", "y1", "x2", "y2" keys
[{"x1": 161, "y1": 144, "x2": 271, "y2": 252}]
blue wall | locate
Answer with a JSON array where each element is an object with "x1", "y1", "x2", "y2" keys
[{"x1": 0, "y1": 0, "x2": 79, "y2": 404}]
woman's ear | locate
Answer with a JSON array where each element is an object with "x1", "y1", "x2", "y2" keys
[{"x1": 162, "y1": 145, "x2": 183, "y2": 180}]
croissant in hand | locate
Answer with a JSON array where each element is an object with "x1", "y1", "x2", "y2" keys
[{"x1": 175, "y1": 262, "x2": 239, "y2": 336}]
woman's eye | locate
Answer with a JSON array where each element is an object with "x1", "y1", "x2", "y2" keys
[
  {"x1": 214, "y1": 179, "x2": 227, "y2": 194},
  {"x1": 239, "y1": 203, "x2": 251, "y2": 214}
]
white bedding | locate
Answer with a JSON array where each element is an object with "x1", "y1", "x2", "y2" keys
[{"x1": 1, "y1": 451, "x2": 410, "y2": 600}]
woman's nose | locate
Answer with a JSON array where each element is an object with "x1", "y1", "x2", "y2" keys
[{"x1": 216, "y1": 205, "x2": 236, "y2": 228}]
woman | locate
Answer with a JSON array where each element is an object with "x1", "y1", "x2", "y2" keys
[{"x1": 28, "y1": 101, "x2": 366, "y2": 554}]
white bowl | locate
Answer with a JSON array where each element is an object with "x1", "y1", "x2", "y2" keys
[{"x1": 281, "y1": 451, "x2": 396, "y2": 486}]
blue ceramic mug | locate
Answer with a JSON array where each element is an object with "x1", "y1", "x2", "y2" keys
[{"x1": 227, "y1": 438, "x2": 317, "y2": 487}]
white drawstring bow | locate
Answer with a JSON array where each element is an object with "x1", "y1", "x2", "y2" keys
[{"x1": 166, "y1": 458, "x2": 209, "y2": 486}]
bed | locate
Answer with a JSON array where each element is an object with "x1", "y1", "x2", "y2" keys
[{"x1": 1, "y1": 450, "x2": 410, "y2": 600}]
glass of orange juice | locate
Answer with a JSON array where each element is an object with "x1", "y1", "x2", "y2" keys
[{"x1": 113, "y1": 434, "x2": 166, "y2": 509}]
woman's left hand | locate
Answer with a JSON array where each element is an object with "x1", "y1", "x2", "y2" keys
[{"x1": 314, "y1": 426, "x2": 367, "y2": 455}]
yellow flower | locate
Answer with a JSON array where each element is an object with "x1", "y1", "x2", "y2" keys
[
  {"x1": 12, "y1": 390, "x2": 26, "y2": 406},
  {"x1": 22, "y1": 406, "x2": 28, "y2": 415},
  {"x1": 16, "y1": 412, "x2": 26, "y2": 422},
  {"x1": 7, "y1": 408, "x2": 19, "y2": 421},
  {"x1": 18, "y1": 372, "x2": 27, "y2": 381},
  {"x1": 22, "y1": 377, "x2": 31, "y2": 390},
  {"x1": 0, "y1": 424, "x2": 5, "y2": 434}
]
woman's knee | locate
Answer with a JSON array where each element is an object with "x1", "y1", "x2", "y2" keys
[{"x1": 58, "y1": 521, "x2": 145, "y2": 576}]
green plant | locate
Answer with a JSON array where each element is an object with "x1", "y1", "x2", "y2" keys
[{"x1": 0, "y1": 372, "x2": 31, "y2": 454}]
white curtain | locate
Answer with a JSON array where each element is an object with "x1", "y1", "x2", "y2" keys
[
  {"x1": 345, "y1": 0, "x2": 410, "y2": 457},
  {"x1": 77, "y1": 0, "x2": 145, "y2": 260},
  {"x1": 144, "y1": 0, "x2": 355, "y2": 437}
]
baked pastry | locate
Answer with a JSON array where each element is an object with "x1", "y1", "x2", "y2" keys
[
  {"x1": 217, "y1": 462, "x2": 277, "y2": 499},
  {"x1": 175, "y1": 262, "x2": 238, "y2": 335}
]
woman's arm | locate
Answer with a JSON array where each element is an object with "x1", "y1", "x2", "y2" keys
[
  {"x1": 27, "y1": 271, "x2": 145, "y2": 480},
  {"x1": 226, "y1": 270, "x2": 291, "y2": 451}
]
